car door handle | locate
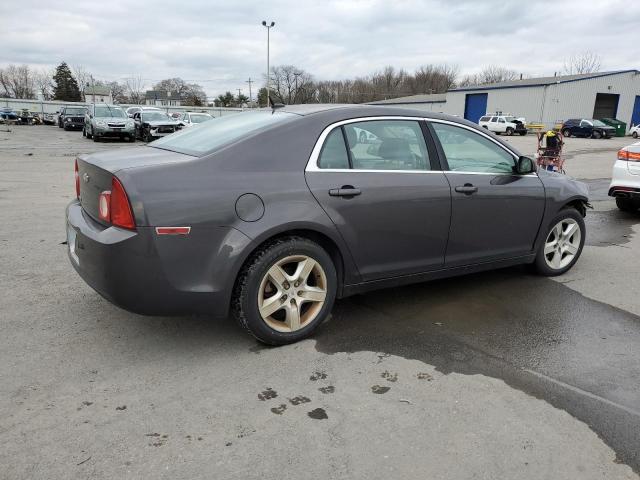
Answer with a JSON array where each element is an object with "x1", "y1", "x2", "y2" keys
[
  {"x1": 454, "y1": 184, "x2": 478, "y2": 195},
  {"x1": 329, "y1": 186, "x2": 361, "y2": 197}
]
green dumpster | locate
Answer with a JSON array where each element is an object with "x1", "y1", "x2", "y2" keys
[{"x1": 600, "y1": 118, "x2": 627, "y2": 137}]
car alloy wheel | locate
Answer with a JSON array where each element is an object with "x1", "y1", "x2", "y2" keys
[
  {"x1": 543, "y1": 218, "x2": 581, "y2": 270},
  {"x1": 562, "y1": 129, "x2": 571, "y2": 137},
  {"x1": 258, "y1": 255, "x2": 327, "y2": 333}
]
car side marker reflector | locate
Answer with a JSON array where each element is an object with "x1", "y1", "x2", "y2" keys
[{"x1": 155, "y1": 227, "x2": 191, "y2": 235}]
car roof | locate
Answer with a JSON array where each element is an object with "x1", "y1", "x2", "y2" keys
[{"x1": 274, "y1": 103, "x2": 464, "y2": 122}]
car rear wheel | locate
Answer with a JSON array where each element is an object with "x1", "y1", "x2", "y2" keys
[
  {"x1": 533, "y1": 209, "x2": 585, "y2": 276},
  {"x1": 616, "y1": 197, "x2": 640, "y2": 212},
  {"x1": 562, "y1": 129, "x2": 571, "y2": 137},
  {"x1": 232, "y1": 237, "x2": 337, "y2": 345}
]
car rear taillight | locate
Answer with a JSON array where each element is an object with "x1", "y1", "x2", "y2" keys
[
  {"x1": 74, "y1": 159, "x2": 80, "y2": 199},
  {"x1": 110, "y1": 177, "x2": 136, "y2": 229},
  {"x1": 618, "y1": 149, "x2": 640, "y2": 162},
  {"x1": 97, "y1": 177, "x2": 136, "y2": 230}
]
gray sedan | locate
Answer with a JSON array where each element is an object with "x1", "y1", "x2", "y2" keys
[{"x1": 66, "y1": 105, "x2": 589, "y2": 345}]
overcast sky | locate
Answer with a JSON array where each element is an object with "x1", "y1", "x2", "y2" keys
[{"x1": 1, "y1": 0, "x2": 638, "y2": 100}]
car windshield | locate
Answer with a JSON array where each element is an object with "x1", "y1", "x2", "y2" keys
[
  {"x1": 592, "y1": 120, "x2": 607, "y2": 127},
  {"x1": 65, "y1": 108, "x2": 86, "y2": 115},
  {"x1": 143, "y1": 112, "x2": 171, "y2": 121},
  {"x1": 152, "y1": 111, "x2": 297, "y2": 156},
  {"x1": 94, "y1": 106, "x2": 125, "y2": 118},
  {"x1": 190, "y1": 114, "x2": 212, "y2": 123}
]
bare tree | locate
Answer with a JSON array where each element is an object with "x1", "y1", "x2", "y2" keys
[
  {"x1": 107, "y1": 81, "x2": 128, "y2": 103},
  {"x1": 0, "y1": 65, "x2": 36, "y2": 99},
  {"x1": 124, "y1": 75, "x2": 145, "y2": 104},
  {"x1": 459, "y1": 65, "x2": 519, "y2": 87},
  {"x1": 267, "y1": 65, "x2": 314, "y2": 104},
  {"x1": 73, "y1": 65, "x2": 92, "y2": 95},
  {"x1": 563, "y1": 51, "x2": 602, "y2": 75},
  {"x1": 34, "y1": 68, "x2": 54, "y2": 100}
]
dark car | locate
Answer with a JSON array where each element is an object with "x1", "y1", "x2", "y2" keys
[
  {"x1": 58, "y1": 106, "x2": 88, "y2": 130},
  {"x1": 561, "y1": 118, "x2": 615, "y2": 139},
  {"x1": 133, "y1": 111, "x2": 182, "y2": 142},
  {"x1": 66, "y1": 105, "x2": 589, "y2": 345}
]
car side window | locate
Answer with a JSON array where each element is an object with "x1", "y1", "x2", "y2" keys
[
  {"x1": 490, "y1": 117, "x2": 497, "y2": 122},
  {"x1": 580, "y1": 120, "x2": 592, "y2": 127},
  {"x1": 431, "y1": 122, "x2": 516, "y2": 174},
  {"x1": 343, "y1": 120, "x2": 431, "y2": 171},
  {"x1": 498, "y1": 118, "x2": 505, "y2": 123},
  {"x1": 317, "y1": 128, "x2": 350, "y2": 169}
]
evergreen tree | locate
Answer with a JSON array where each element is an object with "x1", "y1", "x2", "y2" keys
[{"x1": 52, "y1": 62, "x2": 82, "y2": 101}]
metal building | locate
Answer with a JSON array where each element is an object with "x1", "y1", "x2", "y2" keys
[{"x1": 371, "y1": 70, "x2": 640, "y2": 132}]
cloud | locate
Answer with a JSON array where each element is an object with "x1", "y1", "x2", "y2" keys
[{"x1": 1, "y1": 0, "x2": 638, "y2": 100}]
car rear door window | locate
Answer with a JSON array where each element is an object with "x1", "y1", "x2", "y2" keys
[
  {"x1": 343, "y1": 120, "x2": 431, "y2": 170},
  {"x1": 431, "y1": 122, "x2": 516, "y2": 174},
  {"x1": 318, "y1": 128, "x2": 350, "y2": 169}
]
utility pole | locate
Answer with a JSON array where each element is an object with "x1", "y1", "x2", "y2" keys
[
  {"x1": 261, "y1": 21, "x2": 275, "y2": 106},
  {"x1": 245, "y1": 77, "x2": 254, "y2": 105}
]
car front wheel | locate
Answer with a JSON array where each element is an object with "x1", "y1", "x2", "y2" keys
[
  {"x1": 533, "y1": 209, "x2": 585, "y2": 276},
  {"x1": 506, "y1": 127, "x2": 514, "y2": 136},
  {"x1": 562, "y1": 128, "x2": 571, "y2": 137},
  {"x1": 232, "y1": 237, "x2": 337, "y2": 345},
  {"x1": 592, "y1": 130, "x2": 602, "y2": 139},
  {"x1": 632, "y1": 131, "x2": 638, "y2": 139}
]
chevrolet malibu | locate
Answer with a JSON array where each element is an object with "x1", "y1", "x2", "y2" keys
[{"x1": 67, "y1": 105, "x2": 589, "y2": 345}]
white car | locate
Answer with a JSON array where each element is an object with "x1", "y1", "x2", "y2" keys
[
  {"x1": 180, "y1": 111, "x2": 213, "y2": 127},
  {"x1": 609, "y1": 141, "x2": 640, "y2": 212},
  {"x1": 630, "y1": 124, "x2": 640, "y2": 139},
  {"x1": 479, "y1": 114, "x2": 528, "y2": 136}
]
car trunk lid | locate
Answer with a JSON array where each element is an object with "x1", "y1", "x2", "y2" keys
[{"x1": 77, "y1": 146, "x2": 195, "y2": 224}]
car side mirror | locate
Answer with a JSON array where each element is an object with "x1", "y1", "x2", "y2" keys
[{"x1": 516, "y1": 156, "x2": 536, "y2": 175}]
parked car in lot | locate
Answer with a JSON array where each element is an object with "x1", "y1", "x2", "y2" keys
[
  {"x1": 43, "y1": 112, "x2": 58, "y2": 125},
  {"x1": 125, "y1": 106, "x2": 162, "y2": 118},
  {"x1": 66, "y1": 105, "x2": 589, "y2": 345},
  {"x1": 479, "y1": 114, "x2": 528, "y2": 136},
  {"x1": 58, "y1": 106, "x2": 87, "y2": 130},
  {"x1": 561, "y1": 118, "x2": 615, "y2": 139},
  {"x1": 133, "y1": 110, "x2": 181, "y2": 142},
  {"x1": 84, "y1": 104, "x2": 135, "y2": 142},
  {"x1": 1, "y1": 108, "x2": 20, "y2": 124},
  {"x1": 609, "y1": 141, "x2": 640, "y2": 212},
  {"x1": 630, "y1": 124, "x2": 640, "y2": 139},
  {"x1": 179, "y1": 111, "x2": 213, "y2": 127}
]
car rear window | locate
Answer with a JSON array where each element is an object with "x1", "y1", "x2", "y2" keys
[{"x1": 151, "y1": 111, "x2": 297, "y2": 156}]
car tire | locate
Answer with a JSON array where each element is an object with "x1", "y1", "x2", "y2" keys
[
  {"x1": 532, "y1": 208, "x2": 585, "y2": 276},
  {"x1": 561, "y1": 129, "x2": 571, "y2": 137},
  {"x1": 144, "y1": 132, "x2": 153, "y2": 143},
  {"x1": 86, "y1": 127, "x2": 93, "y2": 139},
  {"x1": 232, "y1": 236, "x2": 337, "y2": 345},
  {"x1": 616, "y1": 197, "x2": 639, "y2": 212},
  {"x1": 632, "y1": 132, "x2": 638, "y2": 139},
  {"x1": 506, "y1": 127, "x2": 514, "y2": 136},
  {"x1": 592, "y1": 130, "x2": 602, "y2": 139},
  {"x1": 519, "y1": 131, "x2": 527, "y2": 136}
]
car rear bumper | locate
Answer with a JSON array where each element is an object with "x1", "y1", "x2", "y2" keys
[
  {"x1": 66, "y1": 200, "x2": 248, "y2": 317},
  {"x1": 608, "y1": 160, "x2": 640, "y2": 198}
]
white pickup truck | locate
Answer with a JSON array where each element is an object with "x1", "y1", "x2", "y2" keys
[{"x1": 479, "y1": 114, "x2": 528, "y2": 136}]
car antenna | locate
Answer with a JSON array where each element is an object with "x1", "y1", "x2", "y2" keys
[{"x1": 269, "y1": 95, "x2": 285, "y2": 111}]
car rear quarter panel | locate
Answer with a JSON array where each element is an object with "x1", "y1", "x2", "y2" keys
[{"x1": 117, "y1": 114, "x2": 362, "y2": 312}]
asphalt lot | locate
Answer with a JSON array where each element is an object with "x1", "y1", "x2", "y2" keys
[{"x1": 1, "y1": 124, "x2": 639, "y2": 479}]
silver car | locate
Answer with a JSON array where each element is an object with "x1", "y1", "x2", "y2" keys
[{"x1": 84, "y1": 105, "x2": 135, "y2": 142}]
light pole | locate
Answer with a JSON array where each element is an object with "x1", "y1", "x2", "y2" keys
[
  {"x1": 261, "y1": 20, "x2": 275, "y2": 107},
  {"x1": 293, "y1": 71, "x2": 302, "y2": 104}
]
